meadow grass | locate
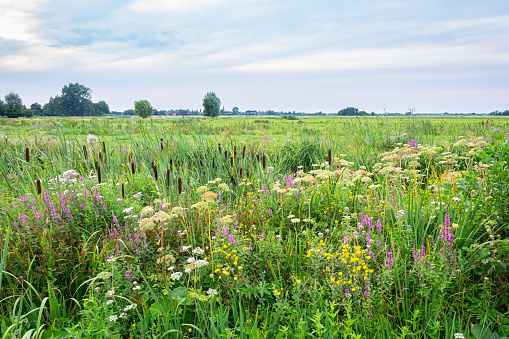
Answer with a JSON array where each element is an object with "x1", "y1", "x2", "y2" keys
[{"x1": 0, "y1": 115, "x2": 508, "y2": 338}]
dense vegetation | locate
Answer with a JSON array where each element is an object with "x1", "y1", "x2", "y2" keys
[{"x1": 0, "y1": 116, "x2": 508, "y2": 338}]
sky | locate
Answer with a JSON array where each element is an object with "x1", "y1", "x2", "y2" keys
[{"x1": 1, "y1": 0, "x2": 509, "y2": 113}]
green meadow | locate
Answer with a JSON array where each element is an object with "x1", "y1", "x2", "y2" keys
[{"x1": 0, "y1": 115, "x2": 508, "y2": 338}]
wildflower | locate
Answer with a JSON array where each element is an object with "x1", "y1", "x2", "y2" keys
[
  {"x1": 187, "y1": 257, "x2": 196, "y2": 264},
  {"x1": 206, "y1": 288, "x2": 218, "y2": 297},
  {"x1": 116, "y1": 198, "x2": 122, "y2": 202},
  {"x1": 181, "y1": 245, "x2": 192, "y2": 251},
  {"x1": 106, "y1": 300, "x2": 114, "y2": 305},
  {"x1": 194, "y1": 260, "x2": 209, "y2": 268},
  {"x1": 139, "y1": 218, "x2": 156, "y2": 232},
  {"x1": 184, "y1": 268, "x2": 192, "y2": 274},
  {"x1": 167, "y1": 266, "x2": 175, "y2": 271},
  {"x1": 196, "y1": 186, "x2": 209, "y2": 194},
  {"x1": 218, "y1": 183, "x2": 230, "y2": 192},
  {"x1": 124, "y1": 303, "x2": 137, "y2": 311},
  {"x1": 125, "y1": 269, "x2": 131, "y2": 280},
  {"x1": 87, "y1": 134, "x2": 99, "y2": 146},
  {"x1": 133, "y1": 192, "x2": 142, "y2": 198},
  {"x1": 157, "y1": 254, "x2": 176, "y2": 266},
  {"x1": 170, "y1": 272, "x2": 183, "y2": 280},
  {"x1": 133, "y1": 285, "x2": 141, "y2": 290},
  {"x1": 119, "y1": 313, "x2": 127, "y2": 319},
  {"x1": 109, "y1": 315, "x2": 118, "y2": 322},
  {"x1": 152, "y1": 211, "x2": 173, "y2": 224},
  {"x1": 141, "y1": 206, "x2": 154, "y2": 216},
  {"x1": 192, "y1": 247, "x2": 205, "y2": 255},
  {"x1": 291, "y1": 218, "x2": 300, "y2": 223},
  {"x1": 454, "y1": 334, "x2": 465, "y2": 339},
  {"x1": 105, "y1": 289, "x2": 115, "y2": 298}
]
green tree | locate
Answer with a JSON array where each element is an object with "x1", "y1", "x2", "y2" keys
[
  {"x1": 43, "y1": 96, "x2": 65, "y2": 116},
  {"x1": 337, "y1": 107, "x2": 359, "y2": 116},
  {"x1": 123, "y1": 109, "x2": 135, "y2": 116},
  {"x1": 4, "y1": 92, "x2": 24, "y2": 118},
  {"x1": 232, "y1": 106, "x2": 239, "y2": 115},
  {"x1": 30, "y1": 102, "x2": 43, "y2": 115},
  {"x1": 0, "y1": 99, "x2": 5, "y2": 116},
  {"x1": 203, "y1": 92, "x2": 221, "y2": 118},
  {"x1": 94, "y1": 100, "x2": 110, "y2": 115},
  {"x1": 60, "y1": 83, "x2": 93, "y2": 116},
  {"x1": 134, "y1": 100, "x2": 153, "y2": 119}
]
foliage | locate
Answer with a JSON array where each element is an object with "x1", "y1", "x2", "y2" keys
[
  {"x1": 203, "y1": 92, "x2": 221, "y2": 118},
  {"x1": 0, "y1": 116, "x2": 508, "y2": 338},
  {"x1": 338, "y1": 107, "x2": 363, "y2": 116},
  {"x1": 30, "y1": 102, "x2": 43, "y2": 116},
  {"x1": 134, "y1": 100, "x2": 154, "y2": 119}
]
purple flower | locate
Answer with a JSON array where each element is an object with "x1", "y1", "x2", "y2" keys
[
  {"x1": 408, "y1": 139, "x2": 418, "y2": 148},
  {"x1": 268, "y1": 209, "x2": 272, "y2": 215},
  {"x1": 125, "y1": 269, "x2": 131, "y2": 280}
]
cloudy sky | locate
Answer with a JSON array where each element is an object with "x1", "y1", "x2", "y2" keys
[{"x1": 1, "y1": 0, "x2": 508, "y2": 113}]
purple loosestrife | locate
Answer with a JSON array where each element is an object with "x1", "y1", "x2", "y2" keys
[{"x1": 385, "y1": 252, "x2": 394, "y2": 268}]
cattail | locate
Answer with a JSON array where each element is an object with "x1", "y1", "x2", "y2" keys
[
  {"x1": 121, "y1": 183, "x2": 125, "y2": 199},
  {"x1": 224, "y1": 150, "x2": 227, "y2": 159},
  {"x1": 169, "y1": 158, "x2": 173, "y2": 169},
  {"x1": 240, "y1": 167, "x2": 243, "y2": 178},
  {"x1": 160, "y1": 142, "x2": 164, "y2": 152},
  {"x1": 178, "y1": 177, "x2": 182, "y2": 194},
  {"x1": 97, "y1": 164, "x2": 102, "y2": 184},
  {"x1": 36, "y1": 179, "x2": 42, "y2": 195},
  {"x1": 166, "y1": 169, "x2": 170, "y2": 187},
  {"x1": 153, "y1": 163, "x2": 158, "y2": 181},
  {"x1": 212, "y1": 157, "x2": 215, "y2": 169},
  {"x1": 242, "y1": 145, "x2": 246, "y2": 159},
  {"x1": 256, "y1": 154, "x2": 260, "y2": 162},
  {"x1": 234, "y1": 145, "x2": 237, "y2": 158},
  {"x1": 328, "y1": 149, "x2": 332, "y2": 166},
  {"x1": 25, "y1": 147, "x2": 29, "y2": 163},
  {"x1": 262, "y1": 154, "x2": 266, "y2": 169},
  {"x1": 218, "y1": 143, "x2": 221, "y2": 154},
  {"x1": 83, "y1": 145, "x2": 87, "y2": 159},
  {"x1": 131, "y1": 161, "x2": 135, "y2": 174},
  {"x1": 102, "y1": 141, "x2": 106, "y2": 154},
  {"x1": 230, "y1": 156, "x2": 234, "y2": 167},
  {"x1": 99, "y1": 151, "x2": 102, "y2": 163}
]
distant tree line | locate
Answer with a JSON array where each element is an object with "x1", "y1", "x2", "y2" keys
[
  {"x1": 490, "y1": 110, "x2": 509, "y2": 116},
  {"x1": 1, "y1": 83, "x2": 110, "y2": 118}
]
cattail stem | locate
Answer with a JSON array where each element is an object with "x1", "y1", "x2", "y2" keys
[
  {"x1": 25, "y1": 147, "x2": 29, "y2": 163},
  {"x1": 99, "y1": 151, "x2": 102, "y2": 163}
]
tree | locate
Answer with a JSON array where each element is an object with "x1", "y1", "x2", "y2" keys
[
  {"x1": 4, "y1": 92, "x2": 24, "y2": 118},
  {"x1": 232, "y1": 107, "x2": 239, "y2": 115},
  {"x1": 203, "y1": 92, "x2": 221, "y2": 118},
  {"x1": 337, "y1": 107, "x2": 359, "y2": 116},
  {"x1": 0, "y1": 99, "x2": 5, "y2": 116},
  {"x1": 30, "y1": 103, "x2": 43, "y2": 115},
  {"x1": 123, "y1": 109, "x2": 135, "y2": 116},
  {"x1": 134, "y1": 100, "x2": 153, "y2": 119},
  {"x1": 60, "y1": 83, "x2": 93, "y2": 116},
  {"x1": 43, "y1": 96, "x2": 65, "y2": 116},
  {"x1": 94, "y1": 100, "x2": 110, "y2": 115}
]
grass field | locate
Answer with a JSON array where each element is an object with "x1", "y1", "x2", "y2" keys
[{"x1": 0, "y1": 115, "x2": 508, "y2": 338}]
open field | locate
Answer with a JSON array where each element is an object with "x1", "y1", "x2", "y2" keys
[{"x1": 0, "y1": 116, "x2": 508, "y2": 338}]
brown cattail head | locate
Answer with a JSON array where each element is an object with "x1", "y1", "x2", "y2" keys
[
  {"x1": 153, "y1": 163, "x2": 158, "y2": 181},
  {"x1": 160, "y1": 142, "x2": 163, "y2": 152},
  {"x1": 131, "y1": 161, "x2": 135, "y2": 174},
  {"x1": 83, "y1": 145, "x2": 87, "y2": 159},
  {"x1": 224, "y1": 150, "x2": 227, "y2": 159},
  {"x1": 25, "y1": 147, "x2": 29, "y2": 163},
  {"x1": 328, "y1": 149, "x2": 332, "y2": 166},
  {"x1": 121, "y1": 182, "x2": 125, "y2": 199},
  {"x1": 256, "y1": 154, "x2": 260, "y2": 162},
  {"x1": 178, "y1": 176, "x2": 182, "y2": 194},
  {"x1": 240, "y1": 167, "x2": 243, "y2": 178},
  {"x1": 36, "y1": 179, "x2": 42, "y2": 195},
  {"x1": 97, "y1": 164, "x2": 102, "y2": 184},
  {"x1": 166, "y1": 169, "x2": 170, "y2": 187},
  {"x1": 102, "y1": 141, "x2": 106, "y2": 154},
  {"x1": 212, "y1": 157, "x2": 215, "y2": 169},
  {"x1": 230, "y1": 156, "x2": 234, "y2": 167},
  {"x1": 234, "y1": 145, "x2": 237, "y2": 158},
  {"x1": 262, "y1": 154, "x2": 266, "y2": 169},
  {"x1": 242, "y1": 145, "x2": 246, "y2": 159}
]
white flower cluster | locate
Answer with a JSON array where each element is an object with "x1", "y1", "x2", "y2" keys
[
  {"x1": 105, "y1": 289, "x2": 115, "y2": 298},
  {"x1": 192, "y1": 247, "x2": 205, "y2": 255},
  {"x1": 124, "y1": 303, "x2": 137, "y2": 311},
  {"x1": 206, "y1": 288, "x2": 218, "y2": 297},
  {"x1": 170, "y1": 272, "x2": 183, "y2": 281}
]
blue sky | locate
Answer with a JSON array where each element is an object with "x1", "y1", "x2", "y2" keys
[{"x1": 1, "y1": 0, "x2": 508, "y2": 113}]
